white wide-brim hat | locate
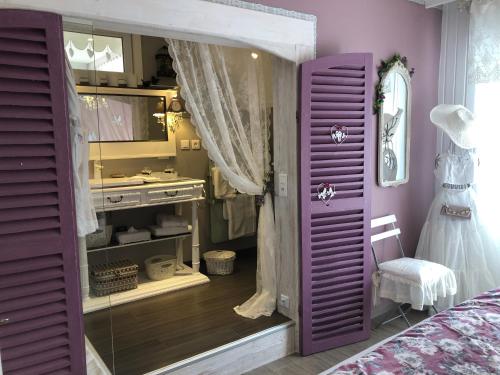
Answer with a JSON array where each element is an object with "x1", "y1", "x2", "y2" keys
[{"x1": 430, "y1": 104, "x2": 478, "y2": 149}]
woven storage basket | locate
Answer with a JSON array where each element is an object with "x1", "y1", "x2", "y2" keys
[
  {"x1": 86, "y1": 225, "x2": 113, "y2": 249},
  {"x1": 203, "y1": 250, "x2": 236, "y2": 275},
  {"x1": 90, "y1": 259, "x2": 138, "y2": 297}
]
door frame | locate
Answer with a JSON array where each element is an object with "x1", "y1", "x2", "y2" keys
[{"x1": 0, "y1": 0, "x2": 316, "y2": 352}]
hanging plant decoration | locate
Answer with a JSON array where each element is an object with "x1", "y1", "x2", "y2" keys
[
  {"x1": 330, "y1": 124, "x2": 348, "y2": 144},
  {"x1": 317, "y1": 182, "x2": 336, "y2": 206},
  {"x1": 374, "y1": 54, "x2": 415, "y2": 114}
]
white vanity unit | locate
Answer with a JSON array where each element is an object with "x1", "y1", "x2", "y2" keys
[{"x1": 82, "y1": 178, "x2": 209, "y2": 313}]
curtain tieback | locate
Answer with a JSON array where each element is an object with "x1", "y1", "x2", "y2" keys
[
  {"x1": 256, "y1": 172, "x2": 274, "y2": 206},
  {"x1": 256, "y1": 195, "x2": 266, "y2": 206}
]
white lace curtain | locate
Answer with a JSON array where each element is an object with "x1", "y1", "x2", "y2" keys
[
  {"x1": 167, "y1": 40, "x2": 277, "y2": 319},
  {"x1": 467, "y1": 0, "x2": 500, "y2": 242},
  {"x1": 468, "y1": 0, "x2": 500, "y2": 84}
]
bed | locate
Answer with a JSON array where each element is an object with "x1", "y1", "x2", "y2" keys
[{"x1": 321, "y1": 288, "x2": 500, "y2": 375}]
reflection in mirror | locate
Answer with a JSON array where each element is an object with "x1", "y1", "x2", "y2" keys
[
  {"x1": 64, "y1": 31, "x2": 125, "y2": 73},
  {"x1": 79, "y1": 94, "x2": 168, "y2": 142},
  {"x1": 377, "y1": 57, "x2": 412, "y2": 187}
]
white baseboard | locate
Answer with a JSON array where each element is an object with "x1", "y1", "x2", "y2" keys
[{"x1": 146, "y1": 321, "x2": 295, "y2": 375}]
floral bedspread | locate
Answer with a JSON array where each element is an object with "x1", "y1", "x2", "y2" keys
[{"x1": 330, "y1": 288, "x2": 500, "y2": 375}]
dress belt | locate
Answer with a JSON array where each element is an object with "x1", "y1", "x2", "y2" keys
[{"x1": 442, "y1": 183, "x2": 471, "y2": 190}]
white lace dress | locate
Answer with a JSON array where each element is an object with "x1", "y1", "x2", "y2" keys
[{"x1": 415, "y1": 149, "x2": 500, "y2": 309}]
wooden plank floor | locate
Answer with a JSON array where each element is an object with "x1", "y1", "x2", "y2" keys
[
  {"x1": 246, "y1": 310, "x2": 429, "y2": 375},
  {"x1": 84, "y1": 250, "x2": 289, "y2": 375}
]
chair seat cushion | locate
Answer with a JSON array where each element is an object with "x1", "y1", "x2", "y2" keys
[
  {"x1": 374, "y1": 257, "x2": 457, "y2": 310},
  {"x1": 379, "y1": 257, "x2": 453, "y2": 285}
]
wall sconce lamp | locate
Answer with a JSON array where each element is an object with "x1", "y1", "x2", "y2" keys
[
  {"x1": 153, "y1": 97, "x2": 167, "y2": 132},
  {"x1": 166, "y1": 89, "x2": 185, "y2": 133},
  {"x1": 153, "y1": 112, "x2": 166, "y2": 130}
]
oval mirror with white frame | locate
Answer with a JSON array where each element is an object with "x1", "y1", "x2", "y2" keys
[{"x1": 377, "y1": 59, "x2": 412, "y2": 187}]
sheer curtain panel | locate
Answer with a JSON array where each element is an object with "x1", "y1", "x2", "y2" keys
[
  {"x1": 168, "y1": 40, "x2": 276, "y2": 319},
  {"x1": 468, "y1": 0, "x2": 500, "y2": 243}
]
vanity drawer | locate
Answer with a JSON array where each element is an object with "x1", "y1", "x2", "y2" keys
[
  {"x1": 146, "y1": 187, "x2": 194, "y2": 203},
  {"x1": 94, "y1": 192, "x2": 142, "y2": 209}
]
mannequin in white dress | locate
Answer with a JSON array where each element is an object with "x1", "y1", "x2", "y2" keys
[{"x1": 415, "y1": 105, "x2": 500, "y2": 309}]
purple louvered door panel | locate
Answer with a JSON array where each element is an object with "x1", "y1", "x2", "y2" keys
[
  {"x1": 299, "y1": 54, "x2": 373, "y2": 355},
  {"x1": 0, "y1": 9, "x2": 85, "y2": 374}
]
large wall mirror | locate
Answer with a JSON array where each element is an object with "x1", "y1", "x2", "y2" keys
[
  {"x1": 375, "y1": 55, "x2": 413, "y2": 187},
  {"x1": 79, "y1": 93, "x2": 168, "y2": 142},
  {"x1": 77, "y1": 86, "x2": 177, "y2": 160}
]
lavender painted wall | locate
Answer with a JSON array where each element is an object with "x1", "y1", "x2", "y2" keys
[{"x1": 251, "y1": 0, "x2": 441, "y2": 261}]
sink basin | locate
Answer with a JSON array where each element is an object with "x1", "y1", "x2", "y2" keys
[
  {"x1": 90, "y1": 176, "x2": 193, "y2": 189},
  {"x1": 157, "y1": 177, "x2": 191, "y2": 183},
  {"x1": 131, "y1": 175, "x2": 192, "y2": 183},
  {"x1": 89, "y1": 178, "x2": 144, "y2": 189}
]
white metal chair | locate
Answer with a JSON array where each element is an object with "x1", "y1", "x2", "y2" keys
[{"x1": 371, "y1": 215, "x2": 457, "y2": 326}]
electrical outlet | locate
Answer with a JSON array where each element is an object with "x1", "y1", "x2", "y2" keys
[
  {"x1": 279, "y1": 294, "x2": 290, "y2": 309},
  {"x1": 191, "y1": 139, "x2": 201, "y2": 150},
  {"x1": 180, "y1": 140, "x2": 190, "y2": 150},
  {"x1": 278, "y1": 173, "x2": 288, "y2": 196}
]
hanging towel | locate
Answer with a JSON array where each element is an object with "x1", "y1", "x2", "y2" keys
[
  {"x1": 223, "y1": 195, "x2": 256, "y2": 240},
  {"x1": 212, "y1": 167, "x2": 237, "y2": 199}
]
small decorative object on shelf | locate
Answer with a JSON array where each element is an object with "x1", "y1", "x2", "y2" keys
[
  {"x1": 156, "y1": 45, "x2": 176, "y2": 78},
  {"x1": 331, "y1": 124, "x2": 348, "y2": 144},
  {"x1": 90, "y1": 259, "x2": 139, "y2": 296},
  {"x1": 79, "y1": 76, "x2": 90, "y2": 86},
  {"x1": 317, "y1": 182, "x2": 336, "y2": 206}
]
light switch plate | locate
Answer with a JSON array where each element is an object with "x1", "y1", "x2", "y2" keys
[
  {"x1": 279, "y1": 294, "x2": 290, "y2": 309},
  {"x1": 191, "y1": 139, "x2": 201, "y2": 150},
  {"x1": 180, "y1": 140, "x2": 190, "y2": 150},
  {"x1": 278, "y1": 173, "x2": 287, "y2": 196}
]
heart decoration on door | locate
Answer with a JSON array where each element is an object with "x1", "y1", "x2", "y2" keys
[
  {"x1": 317, "y1": 182, "x2": 336, "y2": 206},
  {"x1": 330, "y1": 124, "x2": 348, "y2": 144}
]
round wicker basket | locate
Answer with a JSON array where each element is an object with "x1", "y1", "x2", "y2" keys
[{"x1": 203, "y1": 250, "x2": 236, "y2": 275}]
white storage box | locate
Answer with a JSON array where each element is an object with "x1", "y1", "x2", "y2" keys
[
  {"x1": 115, "y1": 227, "x2": 151, "y2": 245},
  {"x1": 145, "y1": 255, "x2": 177, "y2": 280},
  {"x1": 203, "y1": 250, "x2": 236, "y2": 275}
]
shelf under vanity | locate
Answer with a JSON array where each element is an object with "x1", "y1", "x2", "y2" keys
[
  {"x1": 82, "y1": 178, "x2": 209, "y2": 313},
  {"x1": 86, "y1": 232, "x2": 192, "y2": 254},
  {"x1": 83, "y1": 266, "x2": 209, "y2": 313}
]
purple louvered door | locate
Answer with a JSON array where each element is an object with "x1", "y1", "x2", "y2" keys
[
  {"x1": 299, "y1": 53, "x2": 373, "y2": 355},
  {"x1": 0, "y1": 9, "x2": 85, "y2": 374}
]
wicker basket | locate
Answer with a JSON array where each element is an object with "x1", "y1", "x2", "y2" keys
[
  {"x1": 90, "y1": 259, "x2": 138, "y2": 297},
  {"x1": 86, "y1": 225, "x2": 113, "y2": 249},
  {"x1": 203, "y1": 250, "x2": 236, "y2": 275}
]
